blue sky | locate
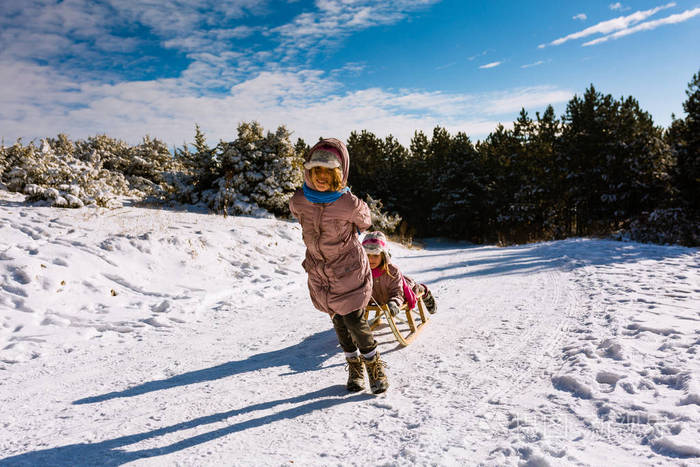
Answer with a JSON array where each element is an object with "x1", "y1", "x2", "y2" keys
[{"x1": 1, "y1": 0, "x2": 698, "y2": 147}]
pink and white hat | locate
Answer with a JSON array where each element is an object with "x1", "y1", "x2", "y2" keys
[{"x1": 362, "y1": 231, "x2": 389, "y2": 256}]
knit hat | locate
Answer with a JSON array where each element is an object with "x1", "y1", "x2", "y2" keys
[
  {"x1": 304, "y1": 146, "x2": 342, "y2": 170},
  {"x1": 362, "y1": 231, "x2": 389, "y2": 256}
]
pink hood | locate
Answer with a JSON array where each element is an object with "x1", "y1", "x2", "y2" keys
[{"x1": 304, "y1": 138, "x2": 350, "y2": 188}]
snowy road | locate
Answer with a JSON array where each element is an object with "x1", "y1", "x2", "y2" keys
[{"x1": 1, "y1": 194, "x2": 698, "y2": 466}]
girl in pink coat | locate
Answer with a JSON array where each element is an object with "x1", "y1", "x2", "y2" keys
[
  {"x1": 289, "y1": 138, "x2": 388, "y2": 394},
  {"x1": 362, "y1": 231, "x2": 437, "y2": 317}
]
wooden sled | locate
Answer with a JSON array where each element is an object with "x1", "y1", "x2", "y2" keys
[{"x1": 363, "y1": 292, "x2": 430, "y2": 346}]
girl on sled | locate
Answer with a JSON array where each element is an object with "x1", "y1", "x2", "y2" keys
[{"x1": 362, "y1": 231, "x2": 437, "y2": 317}]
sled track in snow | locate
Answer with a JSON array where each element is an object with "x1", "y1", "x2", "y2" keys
[
  {"x1": 376, "y1": 248, "x2": 581, "y2": 459},
  {"x1": 467, "y1": 268, "x2": 574, "y2": 411}
]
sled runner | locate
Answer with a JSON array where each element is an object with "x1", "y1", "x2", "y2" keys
[{"x1": 363, "y1": 291, "x2": 430, "y2": 346}]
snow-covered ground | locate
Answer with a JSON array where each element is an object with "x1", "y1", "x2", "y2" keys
[{"x1": 1, "y1": 187, "x2": 698, "y2": 466}]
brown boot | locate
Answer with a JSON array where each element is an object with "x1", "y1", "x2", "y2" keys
[
  {"x1": 423, "y1": 288, "x2": 437, "y2": 314},
  {"x1": 346, "y1": 356, "x2": 366, "y2": 392},
  {"x1": 363, "y1": 353, "x2": 389, "y2": 394}
]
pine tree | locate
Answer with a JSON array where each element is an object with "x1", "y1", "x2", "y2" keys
[
  {"x1": 430, "y1": 131, "x2": 487, "y2": 241},
  {"x1": 401, "y1": 130, "x2": 433, "y2": 235},
  {"x1": 212, "y1": 122, "x2": 303, "y2": 216},
  {"x1": 409, "y1": 130, "x2": 430, "y2": 161},
  {"x1": 668, "y1": 69, "x2": 700, "y2": 213},
  {"x1": 346, "y1": 131, "x2": 408, "y2": 233},
  {"x1": 190, "y1": 124, "x2": 219, "y2": 192},
  {"x1": 477, "y1": 123, "x2": 521, "y2": 242},
  {"x1": 558, "y1": 85, "x2": 673, "y2": 235},
  {"x1": 534, "y1": 106, "x2": 563, "y2": 237},
  {"x1": 294, "y1": 138, "x2": 310, "y2": 161},
  {"x1": 0, "y1": 142, "x2": 6, "y2": 181},
  {"x1": 558, "y1": 85, "x2": 615, "y2": 234},
  {"x1": 347, "y1": 130, "x2": 384, "y2": 198}
]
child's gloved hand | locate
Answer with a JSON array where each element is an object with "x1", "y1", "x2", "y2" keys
[{"x1": 387, "y1": 300, "x2": 400, "y2": 317}]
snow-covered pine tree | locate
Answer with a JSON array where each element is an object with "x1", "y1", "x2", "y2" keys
[
  {"x1": 0, "y1": 149, "x2": 4, "y2": 185},
  {"x1": 209, "y1": 121, "x2": 303, "y2": 216},
  {"x1": 124, "y1": 135, "x2": 176, "y2": 199},
  {"x1": 6, "y1": 138, "x2": 86, "y2": 208},
  {"x1": 365, "y1": 194, "x2": 402, "y2": 234},
  {"x1": 193, "y1": 124, "x2": 218, "y2": 190},
  {"x1": 71, "y1": 134, "x2": 133, "y2": 206},
  {"x1": 0, "y1": 140, "x2": 10, "y2": 186},
  {"x1": 2, "y1": 140, "x2": 38, "y2": 194},
  {"x1": 294, "y1": 138, "x2": 310, "y2": 160},
  {"x1": 1, "y1": 133, "x2": 182, "y2": 208}
]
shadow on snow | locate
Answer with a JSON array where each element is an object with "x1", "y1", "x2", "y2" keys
[
  {"x1": 74, "y1": 329, "x2": 340, "y2": 405},
  {"x1": 402, "y1": 238, "x2": 697, "y2": 285},
  {"x1": 1, "y1": 385, "x2": 371, "y2": 466}
]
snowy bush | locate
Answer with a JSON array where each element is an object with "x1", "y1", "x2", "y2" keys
[
  {"x1": 0, "y1": 134, "x2": 178, "y2": 208},
  {"x1": 614, "y1": 208, "x2": 700, "y2": 246},
  {"x1": 194, "y1": 122, "x2": 304, "y2": 217},
  {"x1": 365, "y1": 194, "x2": 402, "y2": 234},
  {"x1": 1, "y1": 125, "x2": 303, "y2": 216},
  {"x1": 0, "y1": 143, "x2": 6, "y2": 180}
]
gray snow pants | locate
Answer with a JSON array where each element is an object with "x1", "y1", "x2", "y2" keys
[{"x1": 332, "y1": 309, "x2": 377, "y2": 355}]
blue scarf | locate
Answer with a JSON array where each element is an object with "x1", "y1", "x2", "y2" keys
[{"x1": 302, "y1": 183, "x2": 350, "y2": 204}]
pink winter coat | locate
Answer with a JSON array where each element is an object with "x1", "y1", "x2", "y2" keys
[
  {"x1": 370, "y1": 262, "x2": 418, "y2": 308},
  {"x1": 289, "y1": 138, "x2": 373, "y2": 316}
]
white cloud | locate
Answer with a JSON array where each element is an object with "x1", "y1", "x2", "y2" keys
[
  {"x1": 609, "y1": 3, "x2": 624, "y2": 11},
  {"x1": 271, "y1": 0, "x2": 439, "y2": 55},
  {"x1": 521, "y1": 60, "x2": 545, "y2": 69},
  {"x1": 583, "y1": 7, "x2": 700, "y2": 46},
  {"x1": 0, "y1": 0, "x2": 443, "y2": 88},
  {"x1": 0, "y1": 61, "x2": 572, "y2": 146},
  {"x1": 573, "y1": 13, "x2": 587, "y2": 21},
  {"x1": 0, "y1": 1, "x2": 133, "y2": 62},
  {"x1": 539, "y1": 2, "x2": 676, "y2": 47},
  {"x1": 484, "y1": 87, "x2": 572, "y2": 114},
  {"x1": 103, "y1": 0, "x2": 266, "y2": 37},
  {"x1": 479, "y1": 61, "x2": 502, "y2": 69},
  {"x1": 0, "y1": 0, "x2": 272, "y2": 85},
  {"x1": 0, "y1": 1, "x2": 575, "y2": 147},
  {"x1": 435, "y1": 62, "x2": 457, "y2": 70}
]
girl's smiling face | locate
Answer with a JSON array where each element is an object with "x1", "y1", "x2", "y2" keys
[
  {"x1": 311, "y1": 167, "x2": 333, "y2": 192},
  {"x1": 367, "y1": 253, "x2": 382, "y2": 269}
]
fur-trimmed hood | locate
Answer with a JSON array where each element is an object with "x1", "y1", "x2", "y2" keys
[{"x1": 303, "y1": 138, "x2": 349, "y2": 188}]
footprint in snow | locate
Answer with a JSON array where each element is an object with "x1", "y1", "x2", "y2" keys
[
  {"x1": 1, "y1": 284, "x2": 29, "y2": 298},
  {"x1": 9, "y1": 266, "x2": 32, "y2": 285},
  {"x1": 551, "y1": 375, "x2": 593, "y2": 399},
  {"x1": 151, "y1": 300, "x2": 172, "y2": 313},
  {"x1": 141, "y1": 317, "x2": 172, "y2": 328}
]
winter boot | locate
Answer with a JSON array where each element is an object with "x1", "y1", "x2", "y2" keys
[
  {"x1": 345, "y1": 356, "x2": 366, "y2": 392},
  {"x1": 363, "y1": 353, "x2": 389, "y2": 394},
  {"x1": 423, "y1": 290, "x2": 437, "y2": 314}
]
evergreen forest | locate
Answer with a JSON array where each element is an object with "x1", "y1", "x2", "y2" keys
[{"x1": 2, "y1": 71, "x2": 698, "y2": 247}]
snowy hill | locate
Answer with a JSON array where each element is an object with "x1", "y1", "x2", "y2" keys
[{"x1": 1, "y1": 188, "x2": 699, "y2": 466}]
